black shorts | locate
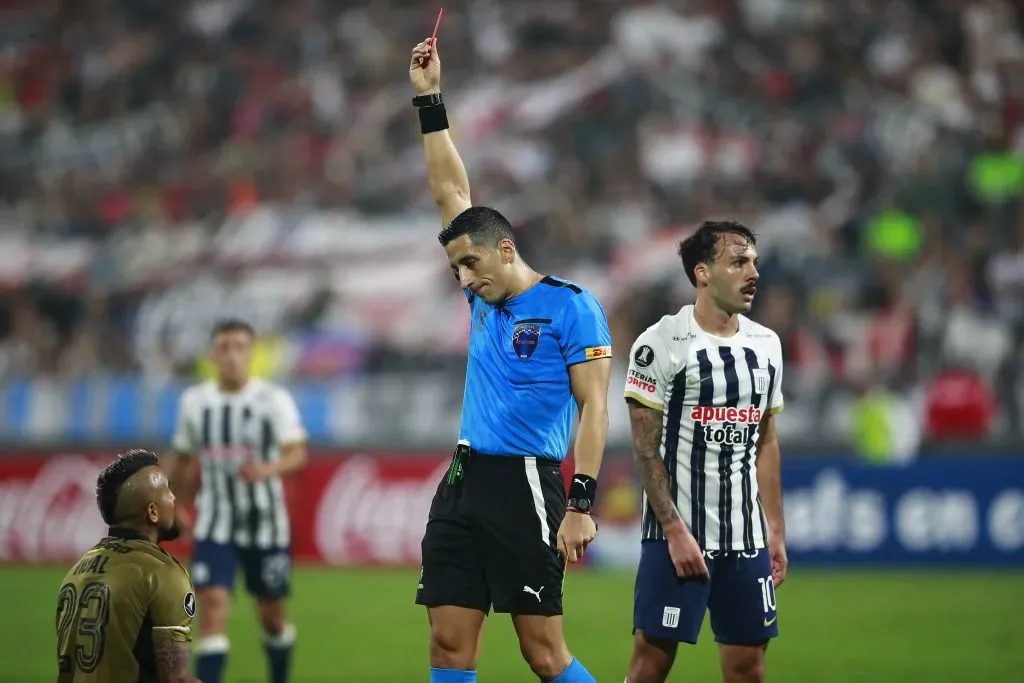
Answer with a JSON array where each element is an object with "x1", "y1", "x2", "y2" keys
[{"x1": 415, "y1": 449, "x2": 566, "y2": 616}]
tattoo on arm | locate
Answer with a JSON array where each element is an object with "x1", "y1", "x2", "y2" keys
[
  {"x1": 628, "y1": 400, "x2": 682, "y2": 528},
  {"x1": 154, "y1": 639, "x2": 192, "y2": 683}
]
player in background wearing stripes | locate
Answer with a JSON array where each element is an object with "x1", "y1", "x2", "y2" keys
[
  {"x1": 622, "y1": 222, "x2": 788, "y2": 683},
  {"x1": 164, "y1": 319, "x2": 308, "y2": 683}
]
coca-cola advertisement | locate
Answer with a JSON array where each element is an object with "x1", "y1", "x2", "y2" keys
[
  {"x1": 0, "y1": 450, "x2": 638, "y2": 566},
  {"x1": 296, "y1": 455, "x2": 453, "y2": 564},
  {"x1": 0, "y1": 454, "x2": 111, "y2": 563}
]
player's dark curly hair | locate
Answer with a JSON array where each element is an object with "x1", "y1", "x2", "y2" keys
[
  {"x1": 95, "y1": 449, "x2": 160, "y2": 525},
  {"x1": 438, "y1": 206, "x2": 517, "y2": 248},
  {"x1": 677, "y1": 220, "x2": 757, "y2": 287}
]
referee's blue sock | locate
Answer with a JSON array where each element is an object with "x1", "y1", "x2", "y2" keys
[
  {"x1": 263, "y1": 623, "x2": 296, "y2": 683},
  {"x1": 550, "y1": 658, "x2": 596, "y2": 683},
  {"x1": 429, "y1": 667, "x2": 477, "y2": 682},
  {"x1": 195, "y1": 635, "x2": 229, "y2": 683}
]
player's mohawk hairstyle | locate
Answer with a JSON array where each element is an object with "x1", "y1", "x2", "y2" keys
[{"x1": 95, "y1": 448, "x2": 160, "y2": 525}]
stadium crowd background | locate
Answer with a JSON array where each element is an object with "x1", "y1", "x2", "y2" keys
[
  {"x1": 1, "y1": 3, "x2": 1022, "y2": 682},
  {"x1": 0, "y1": 0, "x2": 1022, "y2": 456}
]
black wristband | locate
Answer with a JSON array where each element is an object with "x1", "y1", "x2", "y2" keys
[
  {"x1": 418, "y1": 103, "x2": 449, "y2": 135},
  {"x1": 566, "y1": 474, "x2": 597, "y2": 513}
]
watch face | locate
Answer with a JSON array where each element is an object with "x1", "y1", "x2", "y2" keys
[{"x1": 575, "y1": 499, "x2": 591, "y2": 512}]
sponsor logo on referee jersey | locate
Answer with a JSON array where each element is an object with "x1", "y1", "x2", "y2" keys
[{"x1": 585, "y1": 345, "x2": 612, "y2": 360}]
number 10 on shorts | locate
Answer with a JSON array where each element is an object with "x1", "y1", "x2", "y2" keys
[{"x1": 756, "y1": 576, "x2": 777, "y2": 613}]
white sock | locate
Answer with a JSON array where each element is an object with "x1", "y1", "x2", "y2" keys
[
  {"x1": 195, "y1": 634, "x2": 230, "y2": 654},
  {"x1": 263, "y1": 623, "x2": 296, "y2": 649}
]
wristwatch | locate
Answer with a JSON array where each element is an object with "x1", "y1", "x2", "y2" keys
[{"x1": 413, "y1": 92, "x2": 443, "y2": 108}]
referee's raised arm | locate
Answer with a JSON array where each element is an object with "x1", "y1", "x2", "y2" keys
[{"x1": 410, "y1": 39, "x2": 470, "y2": 227}]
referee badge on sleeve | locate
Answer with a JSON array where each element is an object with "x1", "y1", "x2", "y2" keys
[{"x1": 512, "y1": 323, "x2": 541, "y2": 360}]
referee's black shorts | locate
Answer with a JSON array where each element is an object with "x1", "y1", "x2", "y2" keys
[{"x1": 415, "y1": 449, "x2": 567, "y2": 616}]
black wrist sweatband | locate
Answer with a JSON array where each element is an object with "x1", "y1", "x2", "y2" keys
[
  {"x1": 414, "y1": 92, "x2": 448, "y2": 135},
  {"x1": 418, "y1": 104, "x2": 449, "y2": 134},
  {"x1": 566, "y1": 474, "x2": 597, "y2": 514}
]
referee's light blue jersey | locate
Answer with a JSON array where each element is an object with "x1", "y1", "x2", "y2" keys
[{"x1": 459, "y1": 276, "x2": 612, "y2": 461}]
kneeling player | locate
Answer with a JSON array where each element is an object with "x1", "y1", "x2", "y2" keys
[{"x1": 57, "y1": 449, "x2": 200, "y2": 683}]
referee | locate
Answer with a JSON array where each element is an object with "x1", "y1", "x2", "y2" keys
[{"x1": 410, "y1": 40, "x2": 611, "y2": 683}]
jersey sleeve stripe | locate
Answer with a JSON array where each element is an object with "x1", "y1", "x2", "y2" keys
[
  {"x1": 768, "y1": 403, "x2": 783, "y2": 415},
  {"x1": 624, "y1": 391, "x2": 663, "y2": 412},
  {"x1": 152, "y1": 626, "x2": 191, "y2": 634}
]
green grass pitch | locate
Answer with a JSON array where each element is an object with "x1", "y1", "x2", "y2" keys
[{"x1": 4, "y1": 566, "x2": 1022, "y2": 682}]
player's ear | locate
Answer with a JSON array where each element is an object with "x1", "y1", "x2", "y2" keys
[
  {"x1": 146, "y1": 501, "x2": 159, "y2": 524},
  {"x1": 694, "y1": 263, "x2": 710, "y2": 287}
]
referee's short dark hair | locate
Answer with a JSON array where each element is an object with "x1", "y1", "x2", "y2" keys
[
  {"x1": 678, "y1": 220, "x2": 757, "y2": 287},
  {"x1": 95, "y1": 448, "x2": 160, "y2": 525},
  {"x1": 210, "y1": 318, "x2": 256, "y2": 340},
  {"x1": 438, "y1": 207, "x2": 517, "y2": 248}
]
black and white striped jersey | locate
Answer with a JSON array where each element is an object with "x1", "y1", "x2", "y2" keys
[
  {"x1": 623, "y1": 305, "x2": 784, "y2": 551},
  {"x1": 172, "y1": 379, "x2": 306, "y2": 549}
]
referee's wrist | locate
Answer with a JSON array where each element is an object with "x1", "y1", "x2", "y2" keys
[
  {"x1": 566, "y1": 473, "x2": 597, "y2": 514},
  {"x1": 414, "y1": 91, "x2": 448, "y2": 135}
]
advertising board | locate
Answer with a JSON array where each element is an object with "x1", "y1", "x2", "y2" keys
[{"x1": 1, "y1": 451, "x2": 1021, "y2": 567}]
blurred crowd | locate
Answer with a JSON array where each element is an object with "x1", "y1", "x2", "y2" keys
[{"x1": 1, "y1": 0, "x2": 1023, "y2": 447}]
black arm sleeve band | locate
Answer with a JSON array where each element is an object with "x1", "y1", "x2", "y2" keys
[{"x1": 418, "y1": 104, "x2": 449, "y2": 135}]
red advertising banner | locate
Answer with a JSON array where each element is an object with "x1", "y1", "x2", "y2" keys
[
  {"x1": 0, "y1": 454, "x2": 111, "y2": 563},
  {"x1": 0, "y1": 451, "x2": 615, "y2": 566},
  {"x1": 292, "y1": 455, "x2": 455, "y2": 564}
]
